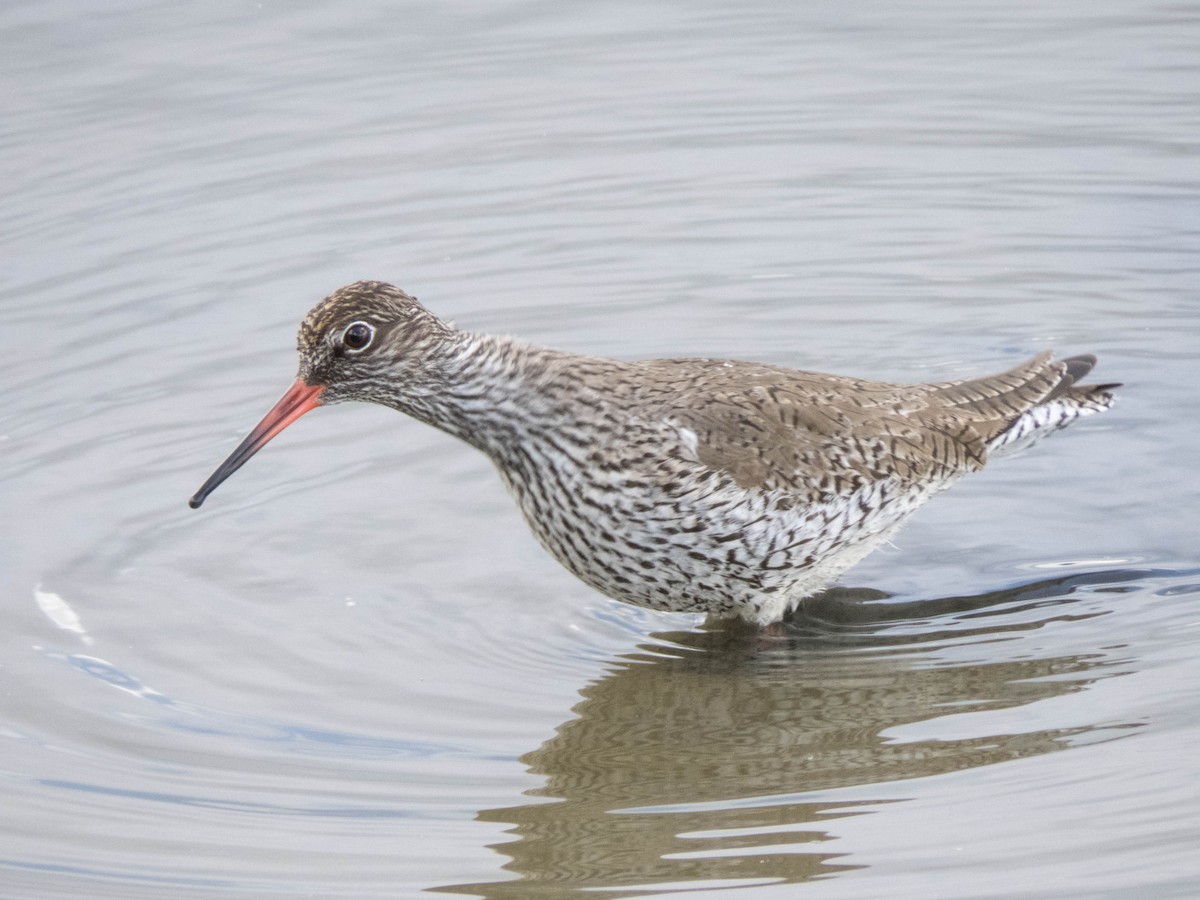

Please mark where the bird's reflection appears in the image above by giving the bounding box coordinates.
[435,570,1144,898]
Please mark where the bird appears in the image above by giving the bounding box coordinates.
[189,281,1118,626]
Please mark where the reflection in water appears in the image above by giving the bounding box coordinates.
[437,571,1144,897]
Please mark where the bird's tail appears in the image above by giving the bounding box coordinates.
[984,354,1119,459]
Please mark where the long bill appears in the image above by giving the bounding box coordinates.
[188,379,325,509]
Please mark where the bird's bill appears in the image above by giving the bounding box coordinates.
[188,379,325,509]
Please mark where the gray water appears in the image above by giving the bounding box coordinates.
[3,2,1198,897]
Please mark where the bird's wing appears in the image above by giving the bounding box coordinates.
[644,354,1070,500]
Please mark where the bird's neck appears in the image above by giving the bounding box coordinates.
[388,330,611,457]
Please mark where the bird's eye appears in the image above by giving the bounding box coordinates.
[341,321,374,352]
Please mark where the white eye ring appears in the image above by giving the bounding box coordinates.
[341,321,375,353]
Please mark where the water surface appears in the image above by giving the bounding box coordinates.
[2,1,1198,897]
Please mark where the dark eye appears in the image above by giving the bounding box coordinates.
[341,321,374,352]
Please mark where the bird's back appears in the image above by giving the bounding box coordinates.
[628,350,1115,504]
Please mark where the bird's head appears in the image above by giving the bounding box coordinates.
[189,281,451,509]
[295,281,452,406]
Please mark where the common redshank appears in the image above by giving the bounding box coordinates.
[190,282,1117,625]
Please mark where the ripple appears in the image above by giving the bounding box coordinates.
[3,0,1199,896]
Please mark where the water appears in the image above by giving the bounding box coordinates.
[2,1,1198,897]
